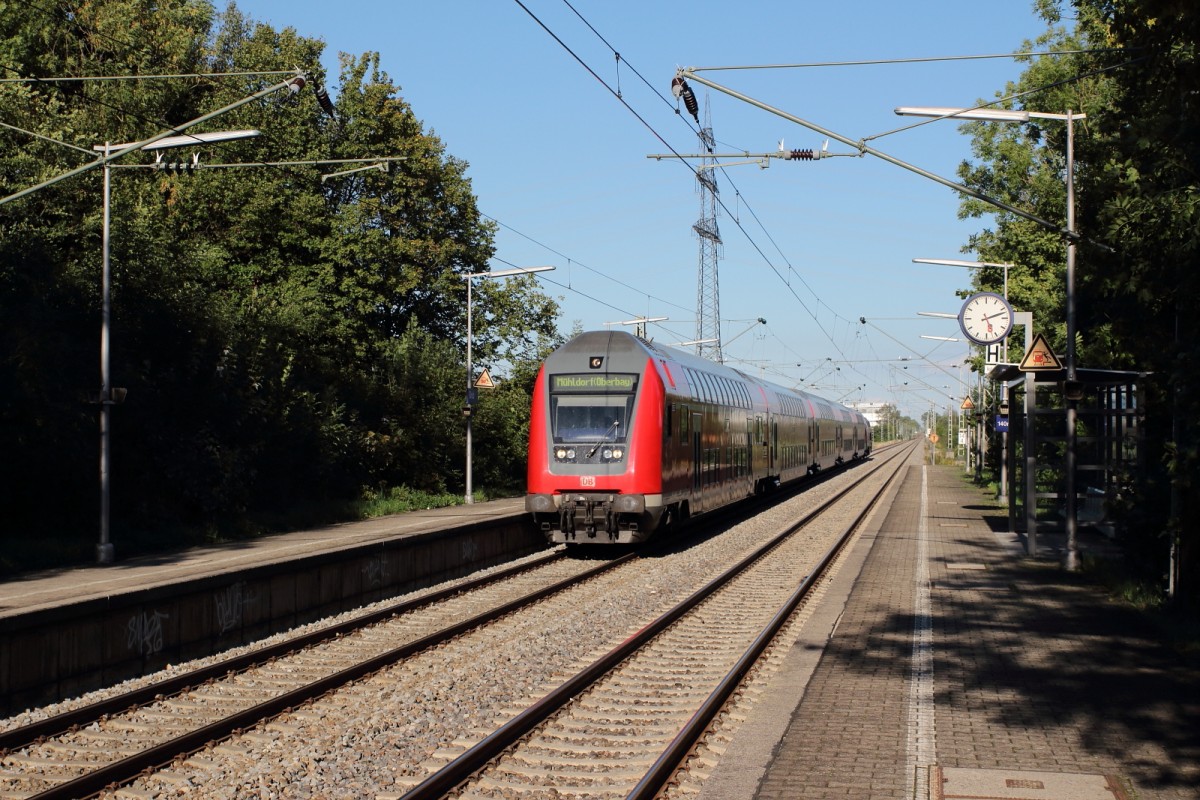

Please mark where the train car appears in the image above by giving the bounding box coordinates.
[525,330,871,544]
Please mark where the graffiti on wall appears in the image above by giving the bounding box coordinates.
[126,609,169,656]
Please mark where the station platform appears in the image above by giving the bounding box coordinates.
[0,497,537,712]
[0,497,527,621]
[702,450,1200,800]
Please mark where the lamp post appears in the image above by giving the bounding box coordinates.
[92,129,261,564]
[912,257,1013,301]
[897,105,1085,570]
[462,265,554,505]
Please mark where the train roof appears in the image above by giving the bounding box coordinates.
[550,331,866,424]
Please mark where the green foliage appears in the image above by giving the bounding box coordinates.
[353,485,465,518]
[955,0,1199,602]
[0,1,559,569]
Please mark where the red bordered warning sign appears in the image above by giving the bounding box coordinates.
[1019,333,1063,372]
[474,369,496,388]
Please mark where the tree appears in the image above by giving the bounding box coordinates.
[955,0,1199,603]
[0,1,560,569]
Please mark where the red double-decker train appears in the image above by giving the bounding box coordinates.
[526,330,871,544]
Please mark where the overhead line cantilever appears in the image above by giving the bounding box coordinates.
[675,68,1070,240]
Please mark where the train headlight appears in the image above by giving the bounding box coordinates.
[602,448,613,460]
[612,447,624,460]
[555,447,577,461]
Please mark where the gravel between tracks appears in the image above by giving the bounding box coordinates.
[3,467,877,800]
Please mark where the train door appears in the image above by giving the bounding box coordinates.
[771,420,779,472]
[753,415,765,472]
[809,420,818,469]
[691,411,703,513]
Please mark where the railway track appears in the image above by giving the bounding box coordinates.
[0,442,912,799]
[398,441,914,799]
[0,552,622,799]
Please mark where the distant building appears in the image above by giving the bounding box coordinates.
[851,401,887,428]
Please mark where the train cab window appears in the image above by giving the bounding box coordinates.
[548,372,639,444]
[550,397,632,443]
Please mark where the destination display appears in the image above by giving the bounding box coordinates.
[550,373,639,393]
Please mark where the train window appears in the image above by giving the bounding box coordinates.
[681,406,689,438]
[665,403,673,440]
[550,396,632,444]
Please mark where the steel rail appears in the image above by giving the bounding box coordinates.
[628,439,916,799]
[399,442,915,800]
[9,445,898,799]
[20,550,637,800]
[0,549,566,752]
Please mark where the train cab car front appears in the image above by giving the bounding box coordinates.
[526,332,666,544]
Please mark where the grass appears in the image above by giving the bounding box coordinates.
[1082,554,1200,666]
[351,485,473,518]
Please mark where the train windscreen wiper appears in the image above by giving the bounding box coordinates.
[586,420,621,458]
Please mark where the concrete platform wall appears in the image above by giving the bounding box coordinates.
[1,517,544,714]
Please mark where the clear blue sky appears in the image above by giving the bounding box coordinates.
[232,0,1056,420]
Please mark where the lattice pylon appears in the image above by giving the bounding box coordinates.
[693,97,722,362]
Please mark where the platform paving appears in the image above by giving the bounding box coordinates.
[706,451,1199,800]
[0,497,526,620]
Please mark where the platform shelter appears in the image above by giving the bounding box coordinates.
[988,364,1147,553]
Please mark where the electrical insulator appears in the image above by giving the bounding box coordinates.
[154,152,200,174]
[670,76,700,124]
[314,85,336,118]
[788,149,817,160]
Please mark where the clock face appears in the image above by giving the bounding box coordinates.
[958,292,1013,345]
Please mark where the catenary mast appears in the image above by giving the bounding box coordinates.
[693,97,722,362]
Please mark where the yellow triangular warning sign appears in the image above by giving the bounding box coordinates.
[474,369,495,388]
[961,396,975,411]
[1019,333,1063,372]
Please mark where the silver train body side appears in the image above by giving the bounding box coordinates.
[526,331,871,543]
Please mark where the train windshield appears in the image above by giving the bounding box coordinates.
[550,396,633,443]
[548,372,638,443]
